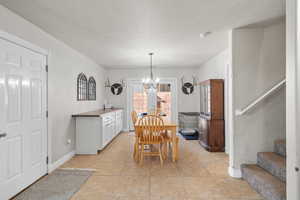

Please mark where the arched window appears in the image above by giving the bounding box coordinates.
[77,73,87,101]
[88,77,96,100]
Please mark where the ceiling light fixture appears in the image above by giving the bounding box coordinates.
[142,53,159,92]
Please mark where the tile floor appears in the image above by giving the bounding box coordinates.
[60,132,263,200]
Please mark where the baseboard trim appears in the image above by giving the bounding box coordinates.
[48,151,75,173]
[228,166,242,178]
[122,128,129,132]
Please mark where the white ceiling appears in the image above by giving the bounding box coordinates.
[0,0,285,68]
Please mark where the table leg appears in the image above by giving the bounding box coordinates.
[134,137,140,162]
[170,127,177,162]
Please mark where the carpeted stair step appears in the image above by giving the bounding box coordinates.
[241,164,286,200]
[257,152,286,182]
[274,139,286,157]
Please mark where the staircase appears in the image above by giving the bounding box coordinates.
[241,139,286,200]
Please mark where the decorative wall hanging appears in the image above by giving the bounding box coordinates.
[181,76,197,95]
[88,77,96,100]
[105,78,125,95]
[77,73,97,101]
[77,73,88,100]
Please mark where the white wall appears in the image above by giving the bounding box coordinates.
[197,50,228,82]
[229,20,286,175]
[197,50,229,153]
[105,67,199,129]
[0,5,106,163]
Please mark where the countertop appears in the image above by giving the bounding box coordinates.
[72,108,123,117]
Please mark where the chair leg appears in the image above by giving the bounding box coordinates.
[133,141,137,160]
[175,137,179,161]
[140,144,144,166]
[166,142,170,156]
[162,143,165,160]
[134,141,140,162]
[159,144,163,166]
[163,142,167,160]
[136,144,141,162]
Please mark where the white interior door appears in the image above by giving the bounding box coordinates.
[0,37,47,200]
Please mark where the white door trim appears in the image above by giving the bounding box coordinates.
[286,1,300,199]
[227,30,238,178]
[0,30,50,174]
[126,78,142,131]
[0,30,48,56]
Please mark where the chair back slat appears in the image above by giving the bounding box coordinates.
[137,115,164,143]
[148,109,161,116]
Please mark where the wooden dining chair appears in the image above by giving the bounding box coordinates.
[136,115,165,166]
[148,109,163,116]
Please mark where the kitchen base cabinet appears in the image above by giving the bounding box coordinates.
[75,117,101,154]
[72,109,123,155]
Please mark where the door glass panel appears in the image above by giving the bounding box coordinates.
[133,92,148,114]
[157,84,171,122]
[147,88,157,112]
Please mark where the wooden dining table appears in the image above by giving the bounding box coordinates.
[134,121,178,162]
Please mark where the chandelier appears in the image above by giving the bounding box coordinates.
[142,53,159,92]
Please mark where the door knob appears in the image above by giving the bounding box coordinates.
[295,167,299,172]
[0,132,7,138]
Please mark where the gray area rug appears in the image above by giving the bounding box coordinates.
[14,169,93,200]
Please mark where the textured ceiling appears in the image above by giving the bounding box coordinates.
[0,0,285,68]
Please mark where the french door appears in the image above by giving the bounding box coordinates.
[127,78,177,130]
[0,36,47,200]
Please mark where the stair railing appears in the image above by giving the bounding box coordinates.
[235,79,286,116]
